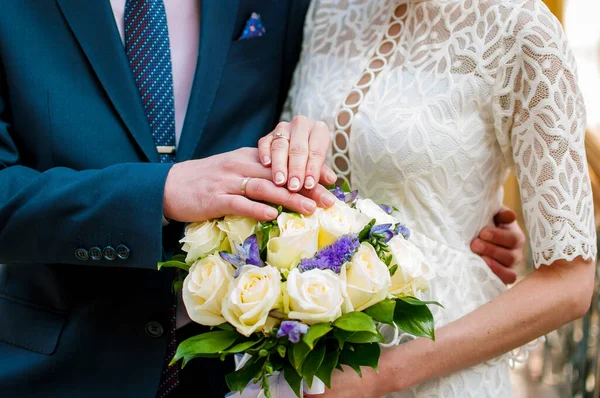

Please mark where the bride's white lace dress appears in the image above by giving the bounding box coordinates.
[282,0,597,396]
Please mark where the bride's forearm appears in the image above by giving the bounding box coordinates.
[380,257,595,393]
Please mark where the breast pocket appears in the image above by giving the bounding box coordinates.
[226,33,282,65]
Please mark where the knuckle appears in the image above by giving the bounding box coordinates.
[252,179,267,195]
[275,121,289,131]
[271,138,289,151]
[220,159,239,172]
[289,144,308,156]
[309,147,326,160]
[292,115,308,126]
[314,120,329,131]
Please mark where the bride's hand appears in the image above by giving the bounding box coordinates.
[258,115,337,193]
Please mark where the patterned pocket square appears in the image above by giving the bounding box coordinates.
[238,12,266,40]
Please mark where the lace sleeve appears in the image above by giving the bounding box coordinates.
[493,0,596,268]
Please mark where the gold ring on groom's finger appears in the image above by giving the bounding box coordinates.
[241,177,251,196]
[271,131,290,143]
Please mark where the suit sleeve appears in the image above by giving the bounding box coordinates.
[0,59,173,269]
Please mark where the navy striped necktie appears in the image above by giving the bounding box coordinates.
[125,0,176,164]
[125,1,179,396]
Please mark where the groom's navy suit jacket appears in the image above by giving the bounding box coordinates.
[0,1,309,397]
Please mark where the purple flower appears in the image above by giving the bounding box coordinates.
[277,321,309,343]
[370,224,395,243]
[329,187,358,205]
[219,235,263,277]
[395,224,411,239]
[298,234,360,274]
[380,204,394,215]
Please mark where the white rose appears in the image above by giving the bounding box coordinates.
[221,265,282,336]
[346,243,391,311]
[316,200,370,248]
[355,199,399,226]
[266,213,319,270]
[388,236,434,298]
[180,221,229,263]
[218,215,258,251]
[286,268,346,325]
[182,253,235,326]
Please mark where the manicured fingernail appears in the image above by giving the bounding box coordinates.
[266,207,279,219]
[472,241,484,253]
[326,169,337,182]
[305,176,316,189]
[302,198,316,213]
[275,172,285,185]
[289,177,301,191]
[322,192,336,207]
[481,231,493,241]
[263,156,271,165]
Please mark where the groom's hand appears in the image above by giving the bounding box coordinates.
[163,147,336,222]
[470,207,526,284]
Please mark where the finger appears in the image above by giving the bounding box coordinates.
[319,164,337,185]
[494,208,517,225]
[257,134,273,166]
[300,185,337,208]
[270,122,291,186]
[304,121,331,189]
[471,238,518,268]
[220,195,279,221]
[482,256,517,285]
[245,178,317,215]
[287,115,312,192]
[479,227,521,250]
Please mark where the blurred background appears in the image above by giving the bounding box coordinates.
[507,1,600,396]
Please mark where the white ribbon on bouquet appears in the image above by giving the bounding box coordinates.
[226,354,325,398]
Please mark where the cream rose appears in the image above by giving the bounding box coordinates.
[180,220,229,263]
[346,243,391,311]
[266,213,319,270]
[182,253,235,326]
[221,265,282,336]
[316,200,370,248]
[388,236,434,298]
[355,199,399,226]
[218,215,258,251]
[286,268,346,324]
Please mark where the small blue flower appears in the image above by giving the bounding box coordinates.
[299,234,360,274]
[277,321,309,343]
[329,187,358,205]
[370,224,395,243]
[219,235,263,277]
[395,224,411,239]
[379,204,394,215]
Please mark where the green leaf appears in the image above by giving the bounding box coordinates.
[172,279,183,294]
[171,253,187,263]
[333,329,383,347]
[157,260,190,272]
[301,344,326,388]
[340,180,352,193]
[223,339,263,354]
[315,351,339,389]
[394,299,436,340]
[277,345,287,358]
[171,331,238,366]
[283,364,303,398]
[333,311,378,334]
[217,323,236,331]
[226,358,264,393]
[357,219,376,241]
[400,296,444,308]
[364,299,396,325]
[288,341,311,371]
[388,264,398,276]
[302,323,332,349]
[339,343,381,375]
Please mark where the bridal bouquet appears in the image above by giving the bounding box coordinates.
[159,184,440,398]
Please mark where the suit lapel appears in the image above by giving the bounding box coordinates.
[56,0,159,163]
[176,0,239,162]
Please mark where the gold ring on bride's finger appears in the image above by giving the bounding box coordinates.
[272,131,290,143]
[240,177,251,196]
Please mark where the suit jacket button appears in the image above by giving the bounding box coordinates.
[75,248,89,261]
[89,247,103,260]
[103,246,117,261]
[145,321,164,338]
[117,244,130,260]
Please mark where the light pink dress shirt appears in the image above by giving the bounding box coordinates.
[110,0,200,145]
[110,0,200,328]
